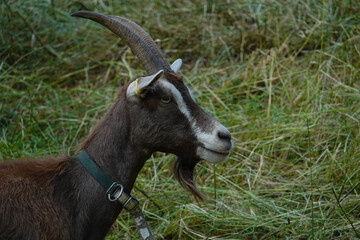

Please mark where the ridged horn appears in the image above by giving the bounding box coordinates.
[71,11,171,74]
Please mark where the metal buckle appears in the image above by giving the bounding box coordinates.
[107,183,123,202]
[123,195,139,211]
[124,195,138,206]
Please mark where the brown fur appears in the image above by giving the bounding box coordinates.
[164,71,183,82]
[0,157,71,240]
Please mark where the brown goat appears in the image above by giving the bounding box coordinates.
[0,11,232,240]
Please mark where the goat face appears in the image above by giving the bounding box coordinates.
[71,11,232,198]
[126,62,232,164]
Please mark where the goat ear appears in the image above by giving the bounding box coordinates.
[126,70,164,102]
[170,59,182,73]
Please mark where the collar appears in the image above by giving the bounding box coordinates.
[77,150,153,239]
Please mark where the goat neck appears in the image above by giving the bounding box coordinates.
[59,91,149,239]
[80,91,148,195]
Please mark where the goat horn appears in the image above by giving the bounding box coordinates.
[71,11,171,74]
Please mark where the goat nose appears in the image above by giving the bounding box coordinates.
[217,130,231,142]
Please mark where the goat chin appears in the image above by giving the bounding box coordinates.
[172,157,203,201]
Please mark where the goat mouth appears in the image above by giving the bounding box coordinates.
[204,147,230,156]
[197,146,231,163]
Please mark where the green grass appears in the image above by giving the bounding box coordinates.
[1,0,360,239]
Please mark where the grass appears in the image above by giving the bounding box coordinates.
[1,0,360,239]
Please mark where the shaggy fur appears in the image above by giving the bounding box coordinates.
[172,157,203,201]
[0,157,72,239]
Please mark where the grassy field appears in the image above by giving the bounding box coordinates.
[1,0,360,239]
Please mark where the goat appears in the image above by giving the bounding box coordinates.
[0,11,232,240]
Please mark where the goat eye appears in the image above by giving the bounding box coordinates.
[160,96,172,103]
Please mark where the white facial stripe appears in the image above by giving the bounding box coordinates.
[159,81,208,143]
[159,80,192,120]
[158,80,232,163]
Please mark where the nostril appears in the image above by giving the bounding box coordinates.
[218,131,231,141]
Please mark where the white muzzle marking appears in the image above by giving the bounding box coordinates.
[159,80,232,163]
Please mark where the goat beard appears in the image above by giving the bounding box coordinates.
[172,156,203,201]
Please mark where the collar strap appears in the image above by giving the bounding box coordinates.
[77,150,153,239]
[77,150,120,198]
[77,150,138,209]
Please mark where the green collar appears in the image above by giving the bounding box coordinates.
[77,150,121,200]
[77,150,153,240]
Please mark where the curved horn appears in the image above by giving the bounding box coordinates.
[71,11,171,74]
